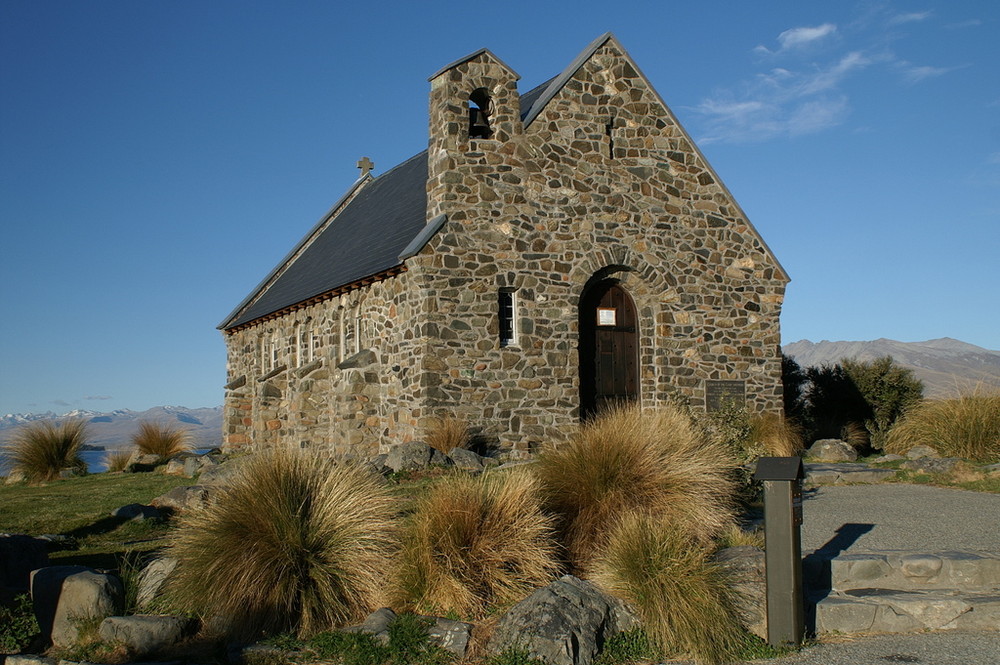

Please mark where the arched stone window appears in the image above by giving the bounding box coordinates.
[468,88,493,139]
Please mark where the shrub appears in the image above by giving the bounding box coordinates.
[2,419,88,483]
[534,404,736,571]
[885,392,1000,463]
[804,357,923,451]
[394,470,559,618]
[0,593,40,653]
[164,447,397,638]
[131,421,192,458]
[424,415,471,455]
[590,513,745,665]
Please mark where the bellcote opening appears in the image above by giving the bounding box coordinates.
[468,88,493,139]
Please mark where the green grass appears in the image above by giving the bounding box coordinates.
[0,471,196,567]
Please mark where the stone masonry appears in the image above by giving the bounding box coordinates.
[220,35,788,456]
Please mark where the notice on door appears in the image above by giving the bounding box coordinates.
[597,308,617,326]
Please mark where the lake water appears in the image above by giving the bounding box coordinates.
[81,449,213,473]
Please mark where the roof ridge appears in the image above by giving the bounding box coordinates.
[521,31,614,128]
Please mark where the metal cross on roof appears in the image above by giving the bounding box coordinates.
[356,156,374,177]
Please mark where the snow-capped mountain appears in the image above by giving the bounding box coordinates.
[0,405,223,449]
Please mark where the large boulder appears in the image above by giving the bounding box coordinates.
[98,614,195,658]
[385,442,450,473]
[136,557,178,611]
[0,534,50,596]
[447,447,485,472]
[151,485,213,513]
[713,546,767,639]
[487,575,639,665]
[807,439,858,462]
[30,566,125,648]
[110,504,163,522]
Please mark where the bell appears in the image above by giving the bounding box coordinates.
[469,108,491,138]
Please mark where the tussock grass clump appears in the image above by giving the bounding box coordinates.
[394,470,559,619]
[535,404,736,569]
[590,514,746,665]
[2,419,88,483]
[131,421,191,458]
[425,415,471,454]
[885,393,1000,463]
[165,447,397,639]
[747,412,803,458]
[104,448,132,473]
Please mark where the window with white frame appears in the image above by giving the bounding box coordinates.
[499,289,517,347]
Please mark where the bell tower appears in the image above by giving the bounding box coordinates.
[426,48,523,220]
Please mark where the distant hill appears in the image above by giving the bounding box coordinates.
[782,338,1000,398]
[0,405,223,449]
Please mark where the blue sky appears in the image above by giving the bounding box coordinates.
[1,1,997,416]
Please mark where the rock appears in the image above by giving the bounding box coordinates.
[906,445,941,459]
[385,442,451,473]
[900,458,961,475]
[342,607,397,644]
[713,546,766,639]
[110,504,163,522]
[185,455,217,478]
[150,486,212,513]
[870,454,905,464]
[487,575,639,665]
[136,557,178,611]
[162,458,188,476]
[98,615,195,658]
[198,459,242,486]
[906,445,940,460]
[126,453,163,473]
[2,656,55,665]
[0,534,50,594]
[30,566,125,648]
[807,439,858,462]
[447,447,485,471]
[426,616,473,658]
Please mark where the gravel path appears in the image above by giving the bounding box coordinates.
[737,631,1000,665]
[800,483,1000,553]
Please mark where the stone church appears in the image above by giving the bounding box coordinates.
[218,33,789,455]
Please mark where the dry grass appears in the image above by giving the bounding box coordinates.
[747,412,803,457]
[424,415,471,454]
[131,421,192,458]
[534,404,737,571]
[590,513,746,665]
[103,449,132,473]
[393,469,559,619]
[164,447,397,638]
[884,392,1000,463]
[2,419,88,483]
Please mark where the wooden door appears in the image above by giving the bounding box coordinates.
[579,280,639,420]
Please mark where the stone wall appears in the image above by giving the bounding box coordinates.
[414,41,786,451]
[222,38,787,455]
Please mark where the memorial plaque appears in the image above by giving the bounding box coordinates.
[705,380,746,412]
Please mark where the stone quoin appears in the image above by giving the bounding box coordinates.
[218,33,789,455]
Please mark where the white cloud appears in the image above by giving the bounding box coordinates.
[894,61,968,84]
[85,395,113,401]
[777,24,838,50]
[946,19,982,29]
[888,11,932,25]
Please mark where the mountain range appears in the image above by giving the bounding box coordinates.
[782,337,1000,398]
[0,405,223,450]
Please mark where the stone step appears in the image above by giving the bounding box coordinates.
[804,550,1000,593]
[813,588,1000,634]
[803,462,896,485]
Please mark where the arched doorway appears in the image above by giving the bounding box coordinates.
[579,279,639,420]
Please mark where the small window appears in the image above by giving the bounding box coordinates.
[499,290,517,347]
[469,88,493,139]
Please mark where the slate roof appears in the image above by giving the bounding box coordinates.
[219,60,574,331]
